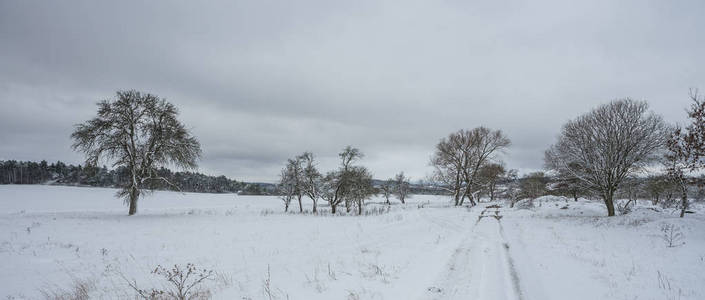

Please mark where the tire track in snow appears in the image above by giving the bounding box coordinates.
[498,221,524,300]
[423,205,524,300]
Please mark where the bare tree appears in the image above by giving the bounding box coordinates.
[519,172,548,206]
[279,153,307,212]
[321,146,371,214]
[71,90,201,215]
[379,179,395,205]
[430,131,468,206]
[503,169,521,208]
[278,166,295,212]
[393,172,410,204]
[665,141,692,217]
[545,99,669,216]
[551,162,589,202]
[347,166,375,215]
[279,156,305,212]
[615,176,642,214]
[430,127,510,207]
[644,175,672,206]
[299,152,322,213]
[320,171,343,214]
[477,163,506,201]
[340,146,364,213]
[666,90,705,217]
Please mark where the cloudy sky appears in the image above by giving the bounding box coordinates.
[1,0,703,182]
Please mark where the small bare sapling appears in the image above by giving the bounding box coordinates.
[660,223,685,248]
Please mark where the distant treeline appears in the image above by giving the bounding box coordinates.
[0,160,274,195]
[370,179,447,195]
[0,160,449,196]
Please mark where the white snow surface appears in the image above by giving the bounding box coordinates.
[1,185,704,299]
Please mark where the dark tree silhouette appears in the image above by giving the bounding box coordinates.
[71,90,201,215]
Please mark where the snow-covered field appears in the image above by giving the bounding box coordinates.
[1,185,704,299]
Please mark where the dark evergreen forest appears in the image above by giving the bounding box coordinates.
[0,160,274,195]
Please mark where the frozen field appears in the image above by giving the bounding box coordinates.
[1,185,704,299]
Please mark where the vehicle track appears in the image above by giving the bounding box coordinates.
[424,204,524,300]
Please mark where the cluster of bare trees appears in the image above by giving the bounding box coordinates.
[279,146,378,215]
[68,90,705,218]
[543,94,705,217]
[476,163,508,201]
[430,94,704,218]
[379,172,411,205]
[516,172,549,207]
[429,127,511,207]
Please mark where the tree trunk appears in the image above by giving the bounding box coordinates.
[459,184,469,206]
[453,175,461,206]
[312,198,317,213]
[680,183,688,218]
[604,190,615,217]
[357,200,362,215]
[128,187,139,215]
[297,195,303,213]
[331,203,337,214]
[462,188,475,206]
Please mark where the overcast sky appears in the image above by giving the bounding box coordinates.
[1,0,704,182]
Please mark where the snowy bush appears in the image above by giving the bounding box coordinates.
[261,265,288,300]
[360,263,391,283]
[126,263,214,300]
[515,198,534,209]
[260,209,276,216]
[363,206,390,216]
[660,223,685,248]
[39,277,95,300]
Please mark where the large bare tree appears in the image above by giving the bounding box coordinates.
[430,127,510,206]
[545,99,669,216]
[72,90,201,215]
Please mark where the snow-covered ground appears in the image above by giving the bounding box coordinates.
[1,185,704,299]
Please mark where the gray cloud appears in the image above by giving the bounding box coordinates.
[1,0,704,182]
